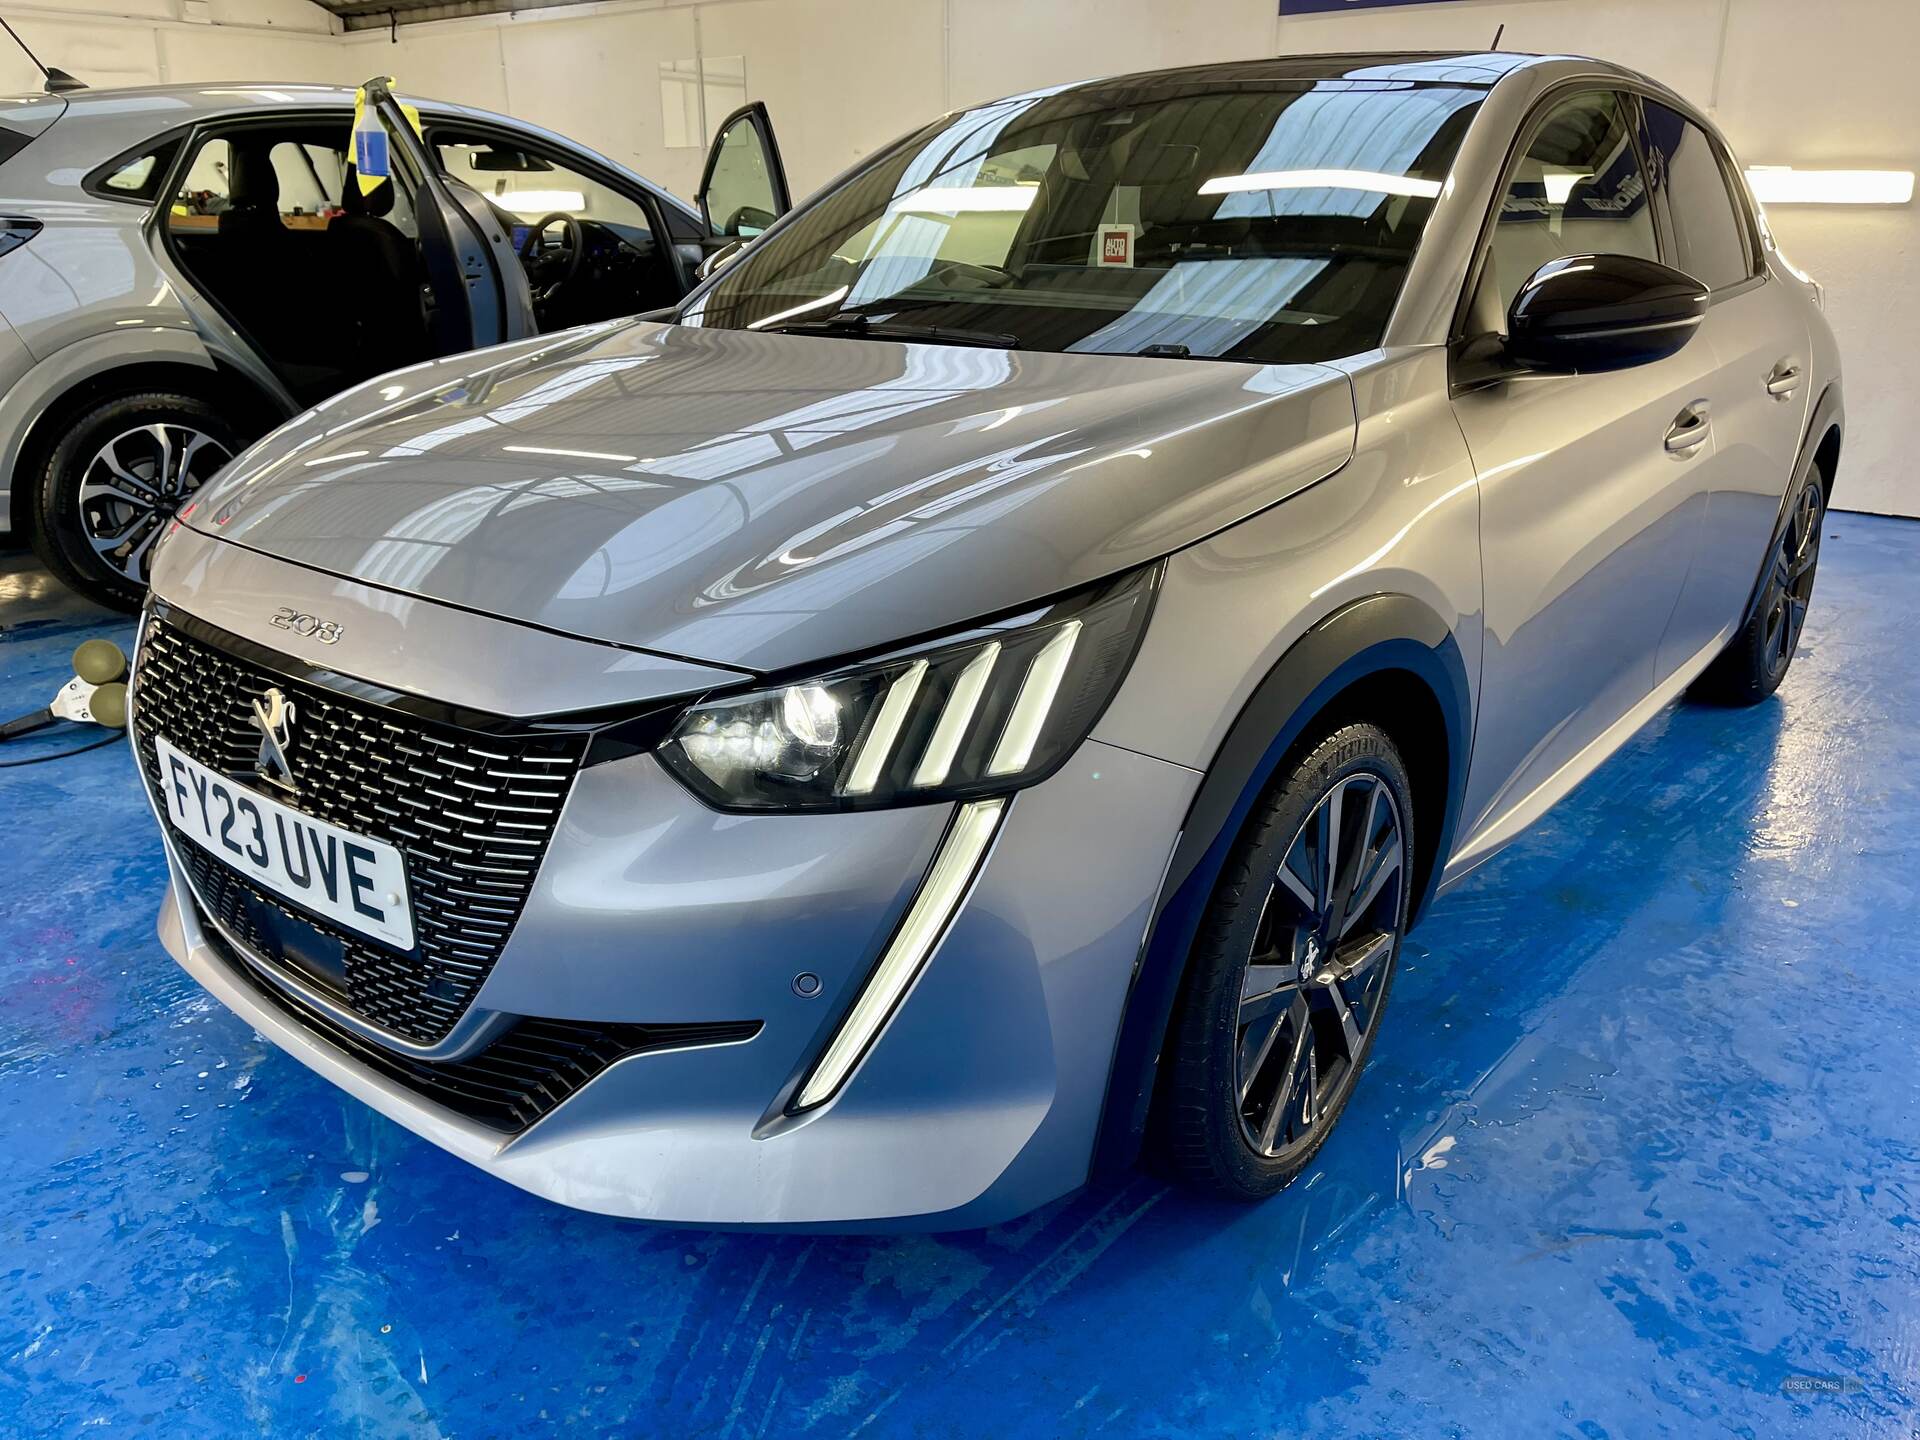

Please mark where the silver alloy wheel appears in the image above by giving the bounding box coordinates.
[77,424,231,583]
[1235,771,1404,1161]
[1762,480,1823,674]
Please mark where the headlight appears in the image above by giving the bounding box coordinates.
[659,565,1161,811]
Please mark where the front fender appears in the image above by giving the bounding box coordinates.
[1089,593,1471,1178]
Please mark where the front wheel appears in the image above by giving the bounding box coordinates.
[29,390,241,611]
[1690,470,1825,706]
[1157,723,1413,1199]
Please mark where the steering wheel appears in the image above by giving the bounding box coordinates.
[519,212,584,300]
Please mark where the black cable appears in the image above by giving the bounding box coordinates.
[0,732,124,768]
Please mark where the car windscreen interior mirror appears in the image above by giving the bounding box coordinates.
[1505,253,1710,373]
[465,146,553,174]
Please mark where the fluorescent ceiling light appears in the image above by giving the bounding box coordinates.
[746,284,849,331]
[1199,168,1442,199]
[502,190,586,216]
[502,445,637,464]
[1745,167,1914,205]
[888,185,1037,214]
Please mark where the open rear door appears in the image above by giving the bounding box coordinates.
[697,101,791,242]
[357,76,537,353]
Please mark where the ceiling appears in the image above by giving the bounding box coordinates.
[309,0,607,31]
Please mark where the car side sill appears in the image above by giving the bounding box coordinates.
[1437,623,1737,893]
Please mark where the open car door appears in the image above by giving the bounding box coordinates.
[697,101,791,248]
[358,76,537,352]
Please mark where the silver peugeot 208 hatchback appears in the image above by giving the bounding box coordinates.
[130,50,1840,1228]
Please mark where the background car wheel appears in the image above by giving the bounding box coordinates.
[29,390,240,612]
[1157,722,1413,1200]
[1689,468,1826,707]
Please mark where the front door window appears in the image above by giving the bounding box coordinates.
[1487,90,1659,320]
[434,134,678,326]
[702,109,782,238]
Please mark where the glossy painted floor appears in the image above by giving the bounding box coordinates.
[2,513,1916,1438]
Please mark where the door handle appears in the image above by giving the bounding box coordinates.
[1665,401,1712,454]
[1766,361,1804,399]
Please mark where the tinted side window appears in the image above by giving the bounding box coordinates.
[92,138,181,203]
[1488,91,1658,318]
[1642,102,1751,290]
[268,141,346,221]
[702,111,779,238]
[434,135,654,236]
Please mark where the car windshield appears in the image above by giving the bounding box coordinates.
[681,77,1484,364]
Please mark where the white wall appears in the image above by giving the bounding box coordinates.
[12,0,1916,513]
[0,0,348,93]
[1272,0,1920,517]
[331,0,1920,517]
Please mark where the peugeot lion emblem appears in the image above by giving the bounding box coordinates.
[250,688,298,794]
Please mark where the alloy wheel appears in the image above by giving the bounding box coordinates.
[77,424,231,584]
[1235,771,1404,1161]
[1761,481,1823,675]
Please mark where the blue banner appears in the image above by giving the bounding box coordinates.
[1280,0,1477,13]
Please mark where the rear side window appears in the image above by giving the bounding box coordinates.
[167,132,363,236]
[87,137,181,203]
[1486,90,1658,318]
[1641,101,1752,290]
[269,141,347,221]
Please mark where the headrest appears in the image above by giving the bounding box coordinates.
[340,165,395,219]
[227,142,280,208]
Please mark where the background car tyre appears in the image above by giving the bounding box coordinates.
[29,390,240,612]
[1689,467,1826,707]
[1158,722,1414,1200]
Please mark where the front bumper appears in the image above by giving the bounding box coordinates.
[154,729,1197,1230]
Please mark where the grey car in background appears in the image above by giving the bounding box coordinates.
[0,76,787,608]
[129,51,1840,1228]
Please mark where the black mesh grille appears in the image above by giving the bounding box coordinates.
[131,615,585,1044]
[207,926,759,1134]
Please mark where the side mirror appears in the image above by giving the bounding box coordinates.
[1506,253,1709,373]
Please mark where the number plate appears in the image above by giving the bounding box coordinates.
[154,736,414,951]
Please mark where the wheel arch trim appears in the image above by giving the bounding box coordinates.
[1089,592,1472,1179]
[1737,379,1843,634]
[2,334,289,534]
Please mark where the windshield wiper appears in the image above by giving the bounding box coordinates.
[761,312,1019,349]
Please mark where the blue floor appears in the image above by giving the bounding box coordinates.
[2,513,1916,1438]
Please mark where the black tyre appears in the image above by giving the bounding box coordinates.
[1158,723,1413,1199]
[1689,466,1825,707]
[28,390,241,611]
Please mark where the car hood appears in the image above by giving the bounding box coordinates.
[191,319,1355,674]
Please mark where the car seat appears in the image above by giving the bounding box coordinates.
[329,167,432,376]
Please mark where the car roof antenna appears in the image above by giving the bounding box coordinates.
[0,14,86,94]
[1489,24,1506,51]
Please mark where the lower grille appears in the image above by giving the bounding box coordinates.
[131,613,585,1044]
[207,924,760,1135]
